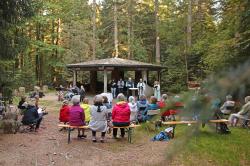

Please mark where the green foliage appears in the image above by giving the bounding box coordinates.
[1,0,249,94]
[171,127,250,166]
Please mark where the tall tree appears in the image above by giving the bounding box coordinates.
[127,0,132,59]
[92,0,96,60]
[185,0,192,84]
[155,0,160,64]
[114,0,119,57]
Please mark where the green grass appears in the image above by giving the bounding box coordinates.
[167,125,250,166]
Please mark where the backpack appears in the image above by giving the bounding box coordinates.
[137,106,146,122]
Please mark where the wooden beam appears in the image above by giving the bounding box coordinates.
[73,70,76,86]
[104,69,108,93]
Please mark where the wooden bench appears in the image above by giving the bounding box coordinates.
[162,119,229,137]
[58,124,140,144]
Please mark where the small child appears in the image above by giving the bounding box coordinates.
[128,96,137,124]
[80,98,91,124]
[59,100,70,123]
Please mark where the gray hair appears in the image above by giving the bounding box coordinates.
[245,96,250,103]
[128,96,135,103]
[226,95,232,101]
[117,93,126,101]
[93,95,103,104]
[161,94,168,101]
[71,95,80,105]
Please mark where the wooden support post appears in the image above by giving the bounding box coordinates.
[90,71,97,93]
[111,69,119,81]
[104,69,107,93]
[157,71,161,83]
[142,70,147,84]
[68,128,71,144]
[135,71,142,83]
[73,70,76,87]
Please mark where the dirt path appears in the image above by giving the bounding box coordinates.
[0,93,169,166]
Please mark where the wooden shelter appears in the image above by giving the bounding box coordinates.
[66,57,165,93]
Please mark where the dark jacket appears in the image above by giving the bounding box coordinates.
[22,105,39,124]
[18,100,26,110]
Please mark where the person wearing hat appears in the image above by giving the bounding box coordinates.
[21,98,43,131]
[69,95,86,138]
[59,100,70,124]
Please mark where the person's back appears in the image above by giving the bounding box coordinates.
[22,105,38,124]
[143,96,159,121]
[112,102,130,123]
[137,98,148,122]
[128,96,137,122]
[69,104,85,126]
[59,101,70,123]
[90,105,108,122]
[80,103,91,123]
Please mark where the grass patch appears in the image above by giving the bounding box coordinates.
[168,125,250,166]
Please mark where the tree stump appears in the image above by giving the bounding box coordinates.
[19,87,25,96]
[0,105,20,134]
[42,85,48,93]
[34,86,41,92]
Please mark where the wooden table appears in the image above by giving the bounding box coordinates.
[129,88,138,97]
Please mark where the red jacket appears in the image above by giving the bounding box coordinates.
[59,105,70,123]
[112,102,131,123]
[158,101,182,117]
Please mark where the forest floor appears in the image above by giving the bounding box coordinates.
[0,93,170,166]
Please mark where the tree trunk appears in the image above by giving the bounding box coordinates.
[114,0,119,58]
[92,0,96,60]
[155,0,160,64]
[185,0,192,84]
[35,22,41,85]
[127,0,132,59]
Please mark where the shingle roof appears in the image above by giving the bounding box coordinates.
[67,57,164,70]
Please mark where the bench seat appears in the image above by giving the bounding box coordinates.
[58,123,140,144]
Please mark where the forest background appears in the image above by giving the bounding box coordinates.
[0,0,250,96]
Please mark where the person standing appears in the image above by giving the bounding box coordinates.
[153,81,161,101]
[137,78,146,96]
[111,79,117,98]
[126,77,134,98]
[79,85,85,102]
[117,78,124,94]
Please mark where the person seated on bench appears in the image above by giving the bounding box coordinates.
[21,98,43,131]
[69,95,86,138]
[18,96,27,114]
[59,100,70,124]
[80,98,91,124]
[102,96,112,110]
[112,93,131,138]
[219,95,235,117]
[89,95,109,143]
[158,94,169,121]
[137,95,148,122]
[143,96,159,121]
[128,96,137,124]
[229,96,250,127]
